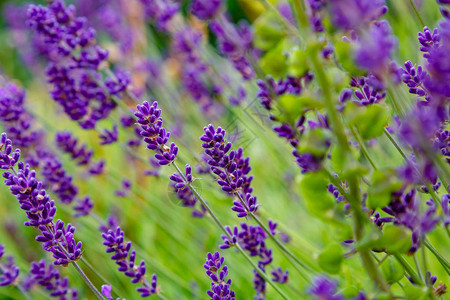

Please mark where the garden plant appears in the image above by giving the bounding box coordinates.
[0,0,449,299]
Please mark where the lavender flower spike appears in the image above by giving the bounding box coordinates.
[1,132,83,266]
[102,226,158,297]
[135,101,178,165]
[203,252,236,300]
[24,259,78,299]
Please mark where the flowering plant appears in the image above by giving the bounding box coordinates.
[0,0,448,299]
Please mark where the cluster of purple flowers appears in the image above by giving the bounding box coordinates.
[139,0,179,31]
[135,101,178,165]
[24,259,78,299]
[0,80,91,216]
[220,222,286,299]
[203,252,235,300]
[200,124,258,217]
[169,164,206,217]
[377,189,440,253]
[101,226,158,297]
[1,133,83,266]
[27,0,130,129]
[55,131,105,175]
[256,74,329,173]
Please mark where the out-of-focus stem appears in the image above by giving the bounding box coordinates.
[350,126,378,170]
[172,162,291,300]
[310,46,390,292]
[393,253,423,285]
[424,240,450,275]
[408,0,426,28]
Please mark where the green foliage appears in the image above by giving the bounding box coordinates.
[381,256,404,283]
[317,243,343,274]
[299,171,335,218]
[253,11,286,51]
[346,103,391,140]
[367,169,403,209]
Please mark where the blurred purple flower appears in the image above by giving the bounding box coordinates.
[191,0,222,20]
[308,277,343,300]
[0,245,20,287]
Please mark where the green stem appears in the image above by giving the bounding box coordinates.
[408,0,426,28]
[310,53,350,153]
[71,260,105,300]
[350,126,378,170]
[393,253,423,285]
[235,193,314,281]
[424,240,450,275]
[384,129,408,160]
[172,162,291,300]
[311,48,390,292]
[413,254,424,282]
[348,178,391,293]
[50,232,104,299]
[80,257,123,299]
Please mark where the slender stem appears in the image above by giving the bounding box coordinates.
[235,244,291,300]
[413,254,424,282]
[80,257,123,299]
[71,260,105,300]
[408,0,426,28]
[310,53,350,153]
[235,193,314,281]
[16,283,32,300]
[384,129,408,160]
[424,240,450,275]
[311,48,390,292]
[54,239,104,300]
[393,253,423,285]
[348,177,391,293]
[384,129,450,193]
[157,294,169,300]
[350,126,378,170]
[172,162,291,300]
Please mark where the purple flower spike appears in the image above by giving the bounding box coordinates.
[191,0,222,20]
[101,226,158,297]
[442,194,450,226]
[400,61,429,99]
[0,132,21,170]
[169,164,206,217]
[1,133,83,265]
[0,245,20,287]
[355,20,396,74]
[55,132,93,166]
[328,0,387,30]
[200,124,258,217]
[27,0,126,128]
[135,101,178,166]
[99,125,118,145]
[308,277,344,300]
[203,252,235,300]
[115,179,131,198]
[24,259,78,299]
[418,27,441,54]
[271,267,289,284]
[73,196,94,217]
